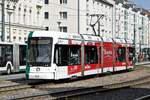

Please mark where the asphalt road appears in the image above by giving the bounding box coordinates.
[0,73,25,80]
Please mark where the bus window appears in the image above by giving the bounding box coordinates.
[19,45,26,66]
[5,45,13,62]
[85,46,98,64]
[54,45,81,66]
[116,47,126,62]
[0,45,13,67]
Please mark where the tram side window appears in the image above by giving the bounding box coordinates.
[54,45,69,66]
[116,47,126,62]
[69,46,81,65]
[54,45,81,66]
[129,47,134,61]
[85,46,98,64]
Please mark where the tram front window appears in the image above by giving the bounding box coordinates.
[28,37,53,66]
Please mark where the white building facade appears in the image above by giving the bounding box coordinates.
[115,3,149,53]
[0,0,44,43]
[43,0,115,38]
[43,0,86,34]
[86,0,115,38]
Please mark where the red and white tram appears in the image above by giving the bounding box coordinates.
[26,31,134,80]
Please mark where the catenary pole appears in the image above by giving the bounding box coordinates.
[1,0,5,41]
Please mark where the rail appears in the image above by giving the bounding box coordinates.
[13,75,150,99]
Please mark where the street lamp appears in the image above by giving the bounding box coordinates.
[139,27,142,53]
[7,8,14,42]
[133,14,136,64]
[1,0,19,42]
[1,0,5,41]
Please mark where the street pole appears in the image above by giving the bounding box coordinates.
[1,0,5,41]
[7,10,13,42]
[133,14,136,64]
[57,21,61,32]
[98,15,100,36]
[77,0,80,34]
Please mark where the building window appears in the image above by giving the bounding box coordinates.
[60,26,67,32]
[59,12,67,19]
[44,12,49,19]
[45,0,49,4]
[24,37,27,41]
[13,36,16,41]
[13,29,16,34]
[60,0,67,4]
[45,27,49,31]
[19,37,21,41]
[7,36,10,40]
[19,30,21,35]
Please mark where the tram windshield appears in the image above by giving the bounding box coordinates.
[28,37,53,66]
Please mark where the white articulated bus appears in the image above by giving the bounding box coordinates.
[0,42,26,74]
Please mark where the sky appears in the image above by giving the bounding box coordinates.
[130,0,150,10]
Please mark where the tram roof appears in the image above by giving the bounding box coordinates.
[114,38,126,43]
[81,34,102,42]
[126,39,133,44]
[32,31,83,40]
[102,37,113,42]
[32,31,103,42]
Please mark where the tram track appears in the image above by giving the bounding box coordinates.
[0,84,31,93]
[12,75,150,100]
[0,79,55,93]
[134,94,150,100]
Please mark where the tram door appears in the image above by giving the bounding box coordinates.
[127,47,134,68]
[103,42,113,73]
[115,46,126,70]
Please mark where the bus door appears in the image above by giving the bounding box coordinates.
[13,44,19,72]
[19,45,26,71]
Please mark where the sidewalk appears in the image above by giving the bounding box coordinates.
[135,61,150,66]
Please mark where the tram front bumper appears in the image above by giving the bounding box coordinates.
[29,72,55,79]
